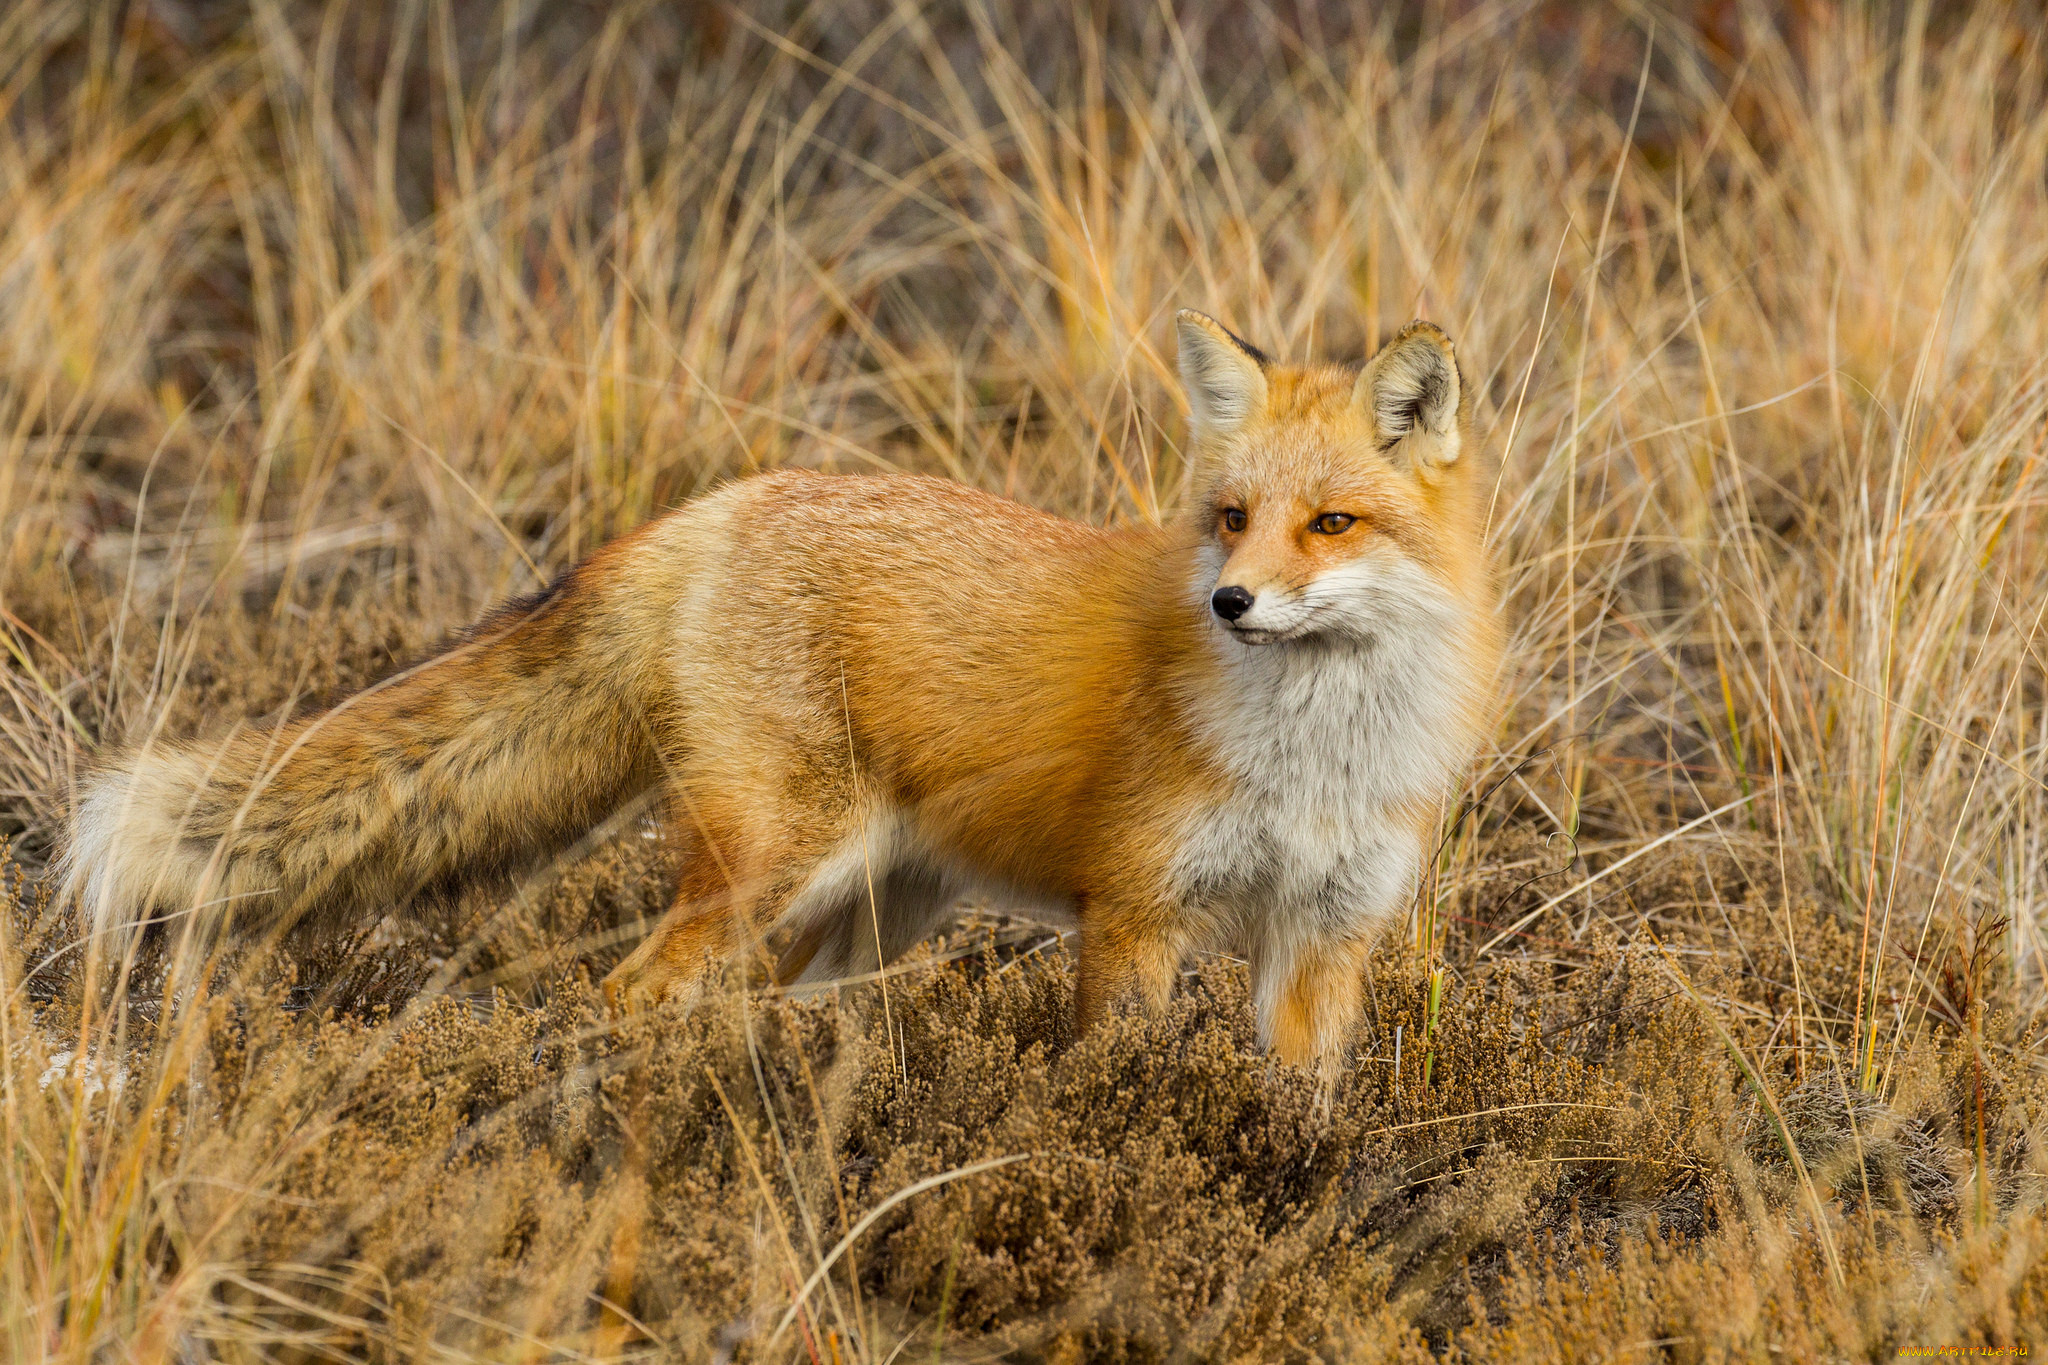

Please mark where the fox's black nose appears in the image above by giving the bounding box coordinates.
[1211,585,1255,622]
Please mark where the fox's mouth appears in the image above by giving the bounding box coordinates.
[1221,616,1312,646]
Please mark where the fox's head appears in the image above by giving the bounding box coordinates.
[1176,310,1482,646]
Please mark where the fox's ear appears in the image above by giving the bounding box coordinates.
[1356,320,1464,470]
[1176,310,1270,445]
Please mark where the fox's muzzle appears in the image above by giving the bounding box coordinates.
[1210,585,1255,622]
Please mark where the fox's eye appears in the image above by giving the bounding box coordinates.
[1221,508,1247,534]
[1311,512,1357,535]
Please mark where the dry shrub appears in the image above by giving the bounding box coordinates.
[10,837,2042,1361]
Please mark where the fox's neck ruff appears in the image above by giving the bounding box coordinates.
[1161,545,1485,941]
[1169,541,1483,810]
[1192,601,1479,811]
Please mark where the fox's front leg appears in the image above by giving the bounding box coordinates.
[1253,933,1373,1090]
[1073,900,1184,1037]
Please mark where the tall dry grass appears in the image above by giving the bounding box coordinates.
[1,0,2045,1359]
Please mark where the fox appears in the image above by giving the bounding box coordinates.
[60,312,1499,1074]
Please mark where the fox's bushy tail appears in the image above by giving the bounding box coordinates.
[60,558,666,960]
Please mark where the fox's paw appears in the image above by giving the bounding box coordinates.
[600,950,698,1018]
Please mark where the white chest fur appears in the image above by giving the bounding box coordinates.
[1169,565,1477,949]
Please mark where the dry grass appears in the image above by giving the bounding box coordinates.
[2,0,2046,1359]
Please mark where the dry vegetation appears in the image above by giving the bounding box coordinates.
[3,0,2046,1359]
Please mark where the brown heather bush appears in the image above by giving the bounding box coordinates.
[3,1,2047,1360]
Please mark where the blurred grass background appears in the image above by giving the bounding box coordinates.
[2,0,2046,1359]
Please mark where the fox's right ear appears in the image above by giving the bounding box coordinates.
[1176,310,1270,445]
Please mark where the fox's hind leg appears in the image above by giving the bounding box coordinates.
[600,841,748,1013]
[601,799,850,1013]
[774,859,957,988]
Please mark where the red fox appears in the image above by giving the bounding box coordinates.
[62,313,1498,1072]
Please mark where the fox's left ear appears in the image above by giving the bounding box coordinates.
[1356,320,1465,471]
